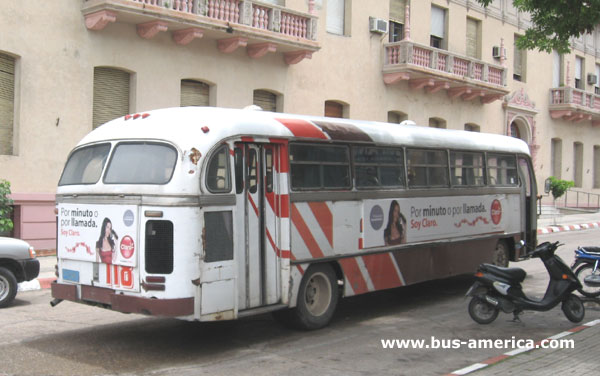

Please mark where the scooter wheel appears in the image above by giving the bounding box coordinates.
[574,264,600,298]
[561,294,585,323]
[468,297,499,325]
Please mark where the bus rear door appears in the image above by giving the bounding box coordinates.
[234,142,283,311]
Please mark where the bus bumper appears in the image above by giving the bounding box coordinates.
[51,282,194,317]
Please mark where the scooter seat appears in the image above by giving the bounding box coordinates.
[579,246,600,256]
[480,263,526,283]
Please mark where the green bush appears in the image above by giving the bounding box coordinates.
[0,179,14,233]
[548,176,574,200]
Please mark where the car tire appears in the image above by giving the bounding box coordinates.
[0,266,18,308]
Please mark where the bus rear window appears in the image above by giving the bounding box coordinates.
[59,143,111,185]
[104,142,177,184]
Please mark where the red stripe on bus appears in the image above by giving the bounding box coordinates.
[278,144,289,173]
[291,204,325,259]
[276,118,328,140]
[308,202,333,248]
[248,193,259,216]
[290,253,304,274]
[241,136,254,142]
[279,194,289,218]
[362,253,403,291]
[265,228,281,258]
[358,238,363,249]
[338,258,369,295]
[265,192,277,217]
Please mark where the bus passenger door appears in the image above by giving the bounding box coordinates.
[234,143,282,310]
[518,157,537,249]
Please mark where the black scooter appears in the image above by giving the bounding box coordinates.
[466,241,585,324]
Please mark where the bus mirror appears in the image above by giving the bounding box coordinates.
[544,178,551,194]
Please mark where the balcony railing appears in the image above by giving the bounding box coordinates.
[83,0,319,64]
[549,87,600,125]
[383,40,508,104]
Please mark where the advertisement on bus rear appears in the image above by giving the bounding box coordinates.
[58,203,138,266]
[363,195,517,248]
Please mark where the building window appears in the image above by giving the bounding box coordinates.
[552,51,563,88]
[429,117,446,129]
[464,123,480,132]
[181,79,210,107]
[551,138,562,179]
[253,89,278,112]
[513,35,526,82]
[324,100,345,118]
[93,67,130,129]
[430,6,446,49]
[0,53,15,155]
[574,142,583,188]
[389,0,406,42]
[388,111,408,123]
[594,146,600,189]
[595,64,600,95]
[575,56,584,90]
[326,0,346,35]
[466,17,481,59]
[510,122,521,140]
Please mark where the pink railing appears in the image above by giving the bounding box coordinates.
[281,12,308,38]
[454,57,469,77]
[473,63,483,81]
[252,4,270,29]
[207,0,240,23]
[437,53,447,71]
[387,45,400,65]
[488,67,503,85]
[551,89,565,104]
[412,46,430,68]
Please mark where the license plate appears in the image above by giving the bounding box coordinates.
[62,268,80,283]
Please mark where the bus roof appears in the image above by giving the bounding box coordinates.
[79,107,531,155]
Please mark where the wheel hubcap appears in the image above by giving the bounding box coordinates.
[0,276,8,301]
[304,272,332,316]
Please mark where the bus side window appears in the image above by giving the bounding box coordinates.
[406,149,449,188]
[235,148,244,194]
[265,149,273,193]
[206,145,231,193]
[248,149,258,194]
[487,154,518,186]
[204,211,233,262]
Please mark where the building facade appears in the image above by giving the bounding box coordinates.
[2,0,600,250]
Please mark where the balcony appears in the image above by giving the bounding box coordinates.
[383,40,509,104]
[549,87,600,126]
[82,0,319,64]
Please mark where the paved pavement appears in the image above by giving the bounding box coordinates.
[17,211,600,375]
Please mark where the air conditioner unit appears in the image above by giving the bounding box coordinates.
[492,46,505,59]
[587,73,597,85]
[369,17,388,34]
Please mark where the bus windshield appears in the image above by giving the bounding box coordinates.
[59,143,111,185]
[59,142,177,185]
[103,142,177,184]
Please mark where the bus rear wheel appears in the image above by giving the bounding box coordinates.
[285,264,339,330]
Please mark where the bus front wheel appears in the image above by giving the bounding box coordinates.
[283,264,339,330]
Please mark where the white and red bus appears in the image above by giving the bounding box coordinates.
[51,107,537,329]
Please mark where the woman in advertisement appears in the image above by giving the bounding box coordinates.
[96,217,119,264]
[384,200,407,245]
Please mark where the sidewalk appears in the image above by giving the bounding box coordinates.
[446,210,600,375]
[447,318,600,375]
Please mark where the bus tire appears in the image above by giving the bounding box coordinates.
[492,240,510,267]
[290,264,339,330]
[0,266,18,309]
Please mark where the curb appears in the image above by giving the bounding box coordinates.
[537,222,600,234]
[446,319,600,375]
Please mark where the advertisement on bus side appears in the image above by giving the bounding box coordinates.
[363,195,517,248]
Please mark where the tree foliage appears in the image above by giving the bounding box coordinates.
[476,0,600,53]
[0,179,14,233]
[547,176,574,201]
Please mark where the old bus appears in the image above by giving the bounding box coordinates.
[51,107,537,329]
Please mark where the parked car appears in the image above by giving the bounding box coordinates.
[0,237,40,308]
